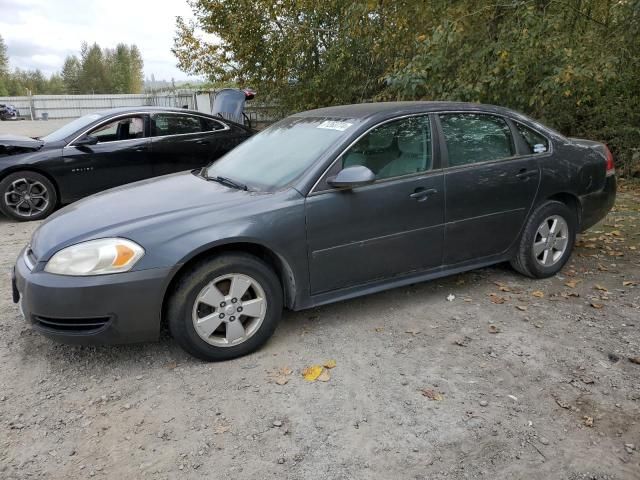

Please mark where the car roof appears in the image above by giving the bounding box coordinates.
[93,106,216,118]
[295,101,516,120]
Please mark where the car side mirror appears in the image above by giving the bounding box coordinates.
[327,165,375,189]
[74,135,98,147]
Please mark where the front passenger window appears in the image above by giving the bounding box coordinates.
[90,116,145,143]
[439,113,514,166]
[341,116,432,180]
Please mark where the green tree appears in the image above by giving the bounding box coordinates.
[0,34,9,96]
[79,42,108,93]
[61,55,82,94]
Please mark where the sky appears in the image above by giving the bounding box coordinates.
[0,0,200,81]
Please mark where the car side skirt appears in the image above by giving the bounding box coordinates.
[301,253,511,310]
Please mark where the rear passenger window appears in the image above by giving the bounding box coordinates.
[201,118,227,132]
[515,122,549,154]
[341,115,432,180]
[153,114,202,136]
[439,113,514,166]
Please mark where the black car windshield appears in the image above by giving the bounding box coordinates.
[205,116,355,191]
[41,113,102,142]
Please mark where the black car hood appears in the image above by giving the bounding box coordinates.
[31,171,269,260]
[0,134,44,151]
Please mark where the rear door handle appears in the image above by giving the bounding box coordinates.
[516,169,537,180]
[410,188,438,201]
[196,139,211,145]
[133,146,148,152]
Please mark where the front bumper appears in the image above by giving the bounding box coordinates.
[13,250,175,345]
[579,175,617,232]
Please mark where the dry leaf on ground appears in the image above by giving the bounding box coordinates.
[594,284,608,292]
[590,302,605,309]
[405,328,421,336]
[565,279,582,288]
[302,365,323,381]
[532,290,545,298]
[488,325,500,334]
[583,416,594,427]
[489,293,506,304]
[623,280,637,287]
[317,369,331,382]
[323,359,337,369]
[629,357,640,365]
[420,388,444,401]
[516,305,528,311]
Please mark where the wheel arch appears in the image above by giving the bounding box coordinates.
[0,166,61,206]
[545,192,582,228]
[160,241,298,329]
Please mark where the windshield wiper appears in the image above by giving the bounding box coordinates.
[204,172,248,191]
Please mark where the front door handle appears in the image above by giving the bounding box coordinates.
[410,188,438,201]
[516,169,537,180]
[133,146,148,152]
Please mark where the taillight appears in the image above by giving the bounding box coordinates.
[604,145,615,177]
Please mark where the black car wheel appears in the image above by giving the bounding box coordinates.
[0,171,58,221]
[511,200,577,278]
[168,253,283,361]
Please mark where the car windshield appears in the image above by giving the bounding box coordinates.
[205,116,355,191]
[41,113,102,142]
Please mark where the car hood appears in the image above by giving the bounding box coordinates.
[0,134,44,154]
[31,171,273,260]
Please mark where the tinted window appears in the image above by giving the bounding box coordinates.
[202,117,227,132]
[440,113,514,166]
[153,114,202,136]
[341,116,432,180]
[206,116,353,191]
[88,116,145,143]
[515,122,549,154]
[42,113,102,142]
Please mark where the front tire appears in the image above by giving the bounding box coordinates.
[0,171,57,221]
[167,253,283,361]
[510,200,576,278]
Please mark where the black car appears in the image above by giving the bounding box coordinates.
[0,107,253,220]
[13,102,616,361]
[0,103,20,121]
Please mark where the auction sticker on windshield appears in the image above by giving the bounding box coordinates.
[317,120,353,131]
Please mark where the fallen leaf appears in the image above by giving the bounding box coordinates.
[302,365,323,381]
[164,361,177,370]
[323,359,337,369]
[629,357,640,365]
[213,423,231,434]
[590,302,605,309]
[488,325,500,334]
[317,369,331,382]
[374,327,384,333]
[597,264,608,271]
[611,230,622,236]
[554,397,570,409]
[405,328,421,336]
[565,279,582,288]
[623,280,637,287]
[268,366,293,385]
[516,305,528,311]
[594,284,608,292]
[583,416,594,427]
[489,293,506,304]
[275,376,289,386]
[420,388,444,401]
[532,290,545,298]
[581,377,595,384]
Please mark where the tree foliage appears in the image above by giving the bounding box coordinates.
[174,0,640,173]
[0,37,145,96]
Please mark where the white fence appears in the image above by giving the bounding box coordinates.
[0,93,197,120]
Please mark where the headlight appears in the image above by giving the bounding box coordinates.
[44,238,144,276]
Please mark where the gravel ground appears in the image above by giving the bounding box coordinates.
[0,180,638,479]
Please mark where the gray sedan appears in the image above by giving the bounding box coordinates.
[13,102,616,361]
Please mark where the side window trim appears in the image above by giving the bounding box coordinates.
[310,113,439,195]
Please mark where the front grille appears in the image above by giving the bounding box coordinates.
[33,315,111,333]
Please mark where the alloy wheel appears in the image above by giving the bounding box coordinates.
[191,273,267,347]
[533,215,569,267]
[4,178,50,218]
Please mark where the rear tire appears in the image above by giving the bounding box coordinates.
[510,200,576,278]
[0,171,57,221]
[167,253,283,361]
